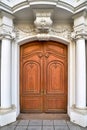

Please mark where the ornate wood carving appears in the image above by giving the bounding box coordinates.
[20,41,67,113]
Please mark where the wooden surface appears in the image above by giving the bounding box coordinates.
[20,41,67,113]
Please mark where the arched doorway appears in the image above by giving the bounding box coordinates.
[20,41,68,113]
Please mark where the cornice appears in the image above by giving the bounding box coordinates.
[0,11,14,20]
[13,0,74,14]
[74,1,87,14]
[0,0,87,21]
[28,0,58,5]
[12,1,29,13]
[0,2,12,14]
[0,0,74,14]
[0,0,87,14]
[57,1,74,13]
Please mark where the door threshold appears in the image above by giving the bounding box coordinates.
[17,113,70,120]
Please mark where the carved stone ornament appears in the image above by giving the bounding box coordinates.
[71,30,87,40]
[0,24,16,39]
[34,9,53,33]
[71,32,76,39]
[71,24,87,40]
[15,23,72,41]
[36,34,50,41]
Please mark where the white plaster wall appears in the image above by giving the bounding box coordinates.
[68,40,75,115]
[0,18,2,25]
[2,16,13,26]
[12,41,20,116]
[74,15,85,26]
[86,16,87,26]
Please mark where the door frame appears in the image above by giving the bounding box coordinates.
[11,35,75,117]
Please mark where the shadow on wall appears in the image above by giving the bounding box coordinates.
[0,41,1,106]
[86,40,87,107]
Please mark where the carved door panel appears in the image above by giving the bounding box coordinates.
[20,41,67,113]
[20,42,44,112]
[44,42,67,112]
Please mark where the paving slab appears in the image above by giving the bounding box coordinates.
[55,126,69,130]
[68,125,83,130]
[43,126,54,130]
[0,119,87,130]
[54,120,67,125]
[17,120,29,126]
[27,126,42,130]
[15,126,27,130]
[0,126,16,130]
[0,126,8,130]
[29,120,42,126]
[43,120,54,126]
[67,121,78,126]
[81,128,87,130]
[8,126,16,130]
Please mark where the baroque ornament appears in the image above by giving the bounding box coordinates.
[15,23,72,41]
[0,24,16,39]
[71,24,87,40]
[34,9,53,33]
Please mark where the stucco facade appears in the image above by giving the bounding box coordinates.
[0,0,87,127]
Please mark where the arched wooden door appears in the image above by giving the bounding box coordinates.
[20,41,67,113]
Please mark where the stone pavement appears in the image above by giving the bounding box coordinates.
[0,120,87,130]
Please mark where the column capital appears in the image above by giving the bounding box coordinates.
[72,10,87,40]
[71,29,87,40]
[0,24,16,40]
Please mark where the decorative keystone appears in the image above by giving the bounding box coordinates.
[34,9,53,33]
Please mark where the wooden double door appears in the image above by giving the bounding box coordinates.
[20,41,67,113]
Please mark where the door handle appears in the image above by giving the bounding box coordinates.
[41,90,46,95]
